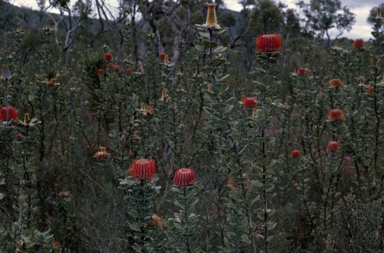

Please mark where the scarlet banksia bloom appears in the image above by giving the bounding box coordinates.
[368,86,374,94]
[329,79,344,87]
[328,109,345,121]
[290,150,301,158]
[98,69,104,74]
[174,168,195,186]
[158,53,166,59]
[103,54,113,61]
[241,96,256,108]
[256,34,282,53]
[94,146,110,159]
[0,106,18,121]
[128,159,156,180]
[297,68,306,75]
[327,141,339,151]
[353,39,365,49]
[204,3,218,28]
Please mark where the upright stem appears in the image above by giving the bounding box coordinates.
[4,79,9,128]
[183,187,191,253]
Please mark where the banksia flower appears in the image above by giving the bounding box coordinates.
[163,54,170,65]
[328,109,345,121]
[327,141,339,151]
[160,87,171,103]
[23,113,31,126]
[113,65,120,71]
[152,214,164,229]
[0,106,18,121]
[377,7,382,19]
[290,150,301,158]
[16,23,21,33]
[256,34,282,53]
[2,64,11,80]
[368,86,374,94]
[241,96,257,108]
[297,68,306,75]
[93,146,110,159]
[158,53,166,59]
[103,54,113,61]
[128,159,156,180]
[329,79,344,88]
[204,3,219,28]
[98,69,104,74]
[174,168,195,186]
[353,39,365,49]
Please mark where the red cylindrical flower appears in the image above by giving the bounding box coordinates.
[126,68,132,74]
[128,159,156,180]
[290,150,301,158]
[242,96,256,108]
[173,168,195,186]
[256,34,282,53]
[158,53,166,59]
[353,39,365,49]
[0,106,18,121]
[368,86,374,95]
[113,65,120,71]
[98,69,104,75]
[298,68,306,75]
[104,54,113,61]
[327,141,339,151]
[328,109,345,121]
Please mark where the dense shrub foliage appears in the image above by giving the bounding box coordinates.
[0,2,384,252]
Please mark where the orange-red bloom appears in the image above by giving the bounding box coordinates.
[104,54,113,61]
[328,109,345,121]
[290,150,301,158]
[298,68,306,75]
[327,141,339,151]
[353,39,365,49]
[256,34,282,53]
[242,96,256,108]
[0,106,18,121]
[158,53,166,59]
[113,65,120,71]
[329,79,344,87]
[98,69,104,75]
[173,168,195,186]
[93,146,110,159]
[368,86,374,95]
[128,159,156,180]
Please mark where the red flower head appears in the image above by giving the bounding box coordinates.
[353,39,365,49]
[98,69,105,75]
[297,68,306,75]
[174,168,195,186]
[104,54,113,61]
[113,65,120,71]
[329,79,344,88]
[327,141,339,151]
[126,68,132,74]
[256,34,282,53]
[368,86,374,95]
[0,106,18,121]
[241,96,256,108]
[290,150,301,158]
[158,53,166,59]
[128,159,156,180]
[328,109,345,121]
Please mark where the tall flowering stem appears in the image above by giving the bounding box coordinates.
[120,159,161,252]
[170,168,199,253]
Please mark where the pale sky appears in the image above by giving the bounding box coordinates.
[10,0,376,40]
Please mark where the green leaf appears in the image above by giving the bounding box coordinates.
[213,46,227,53]
[202,40,219,48]
[207,58,227,67]
[195,45,206,52]
[199,32,210,39]
[267,221,277,231]
[217,74,230,83]
[241,234,251,244]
